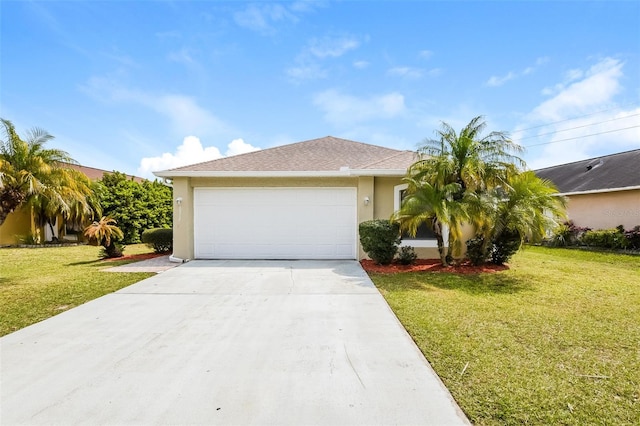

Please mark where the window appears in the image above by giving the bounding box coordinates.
[394,184,448,248]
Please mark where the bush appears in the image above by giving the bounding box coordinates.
[141,228,173,253]
[359,220,400,265]
[581,228,628,250]
[491,229,522,265]
[550,221,590,247]
[466,235,489,266]
[397,246,418,265]
[624,226,640,250]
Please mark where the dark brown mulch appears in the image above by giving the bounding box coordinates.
[102,252,166,262]
[360,259,509,274]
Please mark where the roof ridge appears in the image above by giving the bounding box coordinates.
[357,149,417,169]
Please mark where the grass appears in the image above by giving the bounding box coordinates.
[370,246,640,425]
[0,244,155,336]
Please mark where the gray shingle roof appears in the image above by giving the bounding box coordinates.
[160,136,416,175]
[535,149,640,193]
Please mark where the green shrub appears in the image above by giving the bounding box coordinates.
[466,235,489,266]
[359,220,400,265]
[625,226,640,250]
[581,228,628,249]
[490,229,522,265]
[141,228,173,253]
[397,246,418,265]
[549,221,590,247]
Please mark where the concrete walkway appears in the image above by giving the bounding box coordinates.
[104,255,179,273]
[1,260,469,425]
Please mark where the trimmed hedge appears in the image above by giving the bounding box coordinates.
[359,220,400,265]
[141,228,173,253]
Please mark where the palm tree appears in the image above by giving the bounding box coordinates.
[84,216,124,258]
[485,171,567,263]
[393,178,467,266]
[396,117,524,265]
[410,115,525,197]
[0,118,98,230]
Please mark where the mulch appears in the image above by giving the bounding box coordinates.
[101,252,167,262]
[360,259,509,274]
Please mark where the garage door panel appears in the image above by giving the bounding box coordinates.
[194,188,357,259]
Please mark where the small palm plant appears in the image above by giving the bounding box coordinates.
[84,216,124,258]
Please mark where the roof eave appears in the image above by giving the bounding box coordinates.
[153,168,408,178]
[557,185,640,196]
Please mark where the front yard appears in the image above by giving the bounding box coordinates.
[370,246,640,425]
[0,244,154,336]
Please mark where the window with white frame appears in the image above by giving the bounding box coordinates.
[394,184,448,248]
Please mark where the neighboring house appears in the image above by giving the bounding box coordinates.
[0,165,143,246]
[535,149,640,230]
[155,136,454,261]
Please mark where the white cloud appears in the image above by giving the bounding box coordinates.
[353,60,369,69]
[233,1,325,34]
[313,89,406,126]
[486,71,516,87]
[226,138,261,157]
[286,63,327,81]
[287,34,364,83]
[486,56,549,87]
[307,35,360,58]
[233,3,297,34]
[419,50,433,60]
[80,76,230,138]
[529,58,623,121]
[388,66,423,79]
[514,58,638,169]
[138,136,261,179]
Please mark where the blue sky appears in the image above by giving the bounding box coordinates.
[2,0,639,179]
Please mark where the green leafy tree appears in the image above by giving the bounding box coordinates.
[98,172,172,243]
[0,118,98,230]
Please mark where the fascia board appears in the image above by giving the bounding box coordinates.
[557,185,640,196]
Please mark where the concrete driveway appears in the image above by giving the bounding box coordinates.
[1,260,468,425]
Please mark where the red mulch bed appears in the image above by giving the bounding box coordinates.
[360,259,509,274]
[102,252,166,262]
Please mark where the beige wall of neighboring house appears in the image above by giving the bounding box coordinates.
[564,188,640,230]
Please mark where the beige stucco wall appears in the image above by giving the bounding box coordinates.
[564,189,640,230]
[0,206,35,246]
[170,175,476,261]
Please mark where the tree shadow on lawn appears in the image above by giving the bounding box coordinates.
[374,271,534,296]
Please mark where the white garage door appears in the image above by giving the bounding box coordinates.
[194,187,357,259]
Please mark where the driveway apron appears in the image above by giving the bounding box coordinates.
[1,260,469,425]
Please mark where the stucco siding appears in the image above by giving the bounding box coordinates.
[0,206,34,246]
[564,189,640,230]
[373,177,403,220]
[170,175,471,261]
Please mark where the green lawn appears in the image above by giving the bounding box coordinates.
[370,246,640,425]
[0,244,154,336]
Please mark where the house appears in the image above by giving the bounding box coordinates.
[535,149,640,230]
[0,165,143,246]
[154,136,453,261]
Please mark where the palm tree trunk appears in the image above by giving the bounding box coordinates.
[432,218,448,266]
[104,241,123,258]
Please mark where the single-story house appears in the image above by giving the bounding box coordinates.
[535,149,640,230]
[154,136,452,261]
[0,165,143,246]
